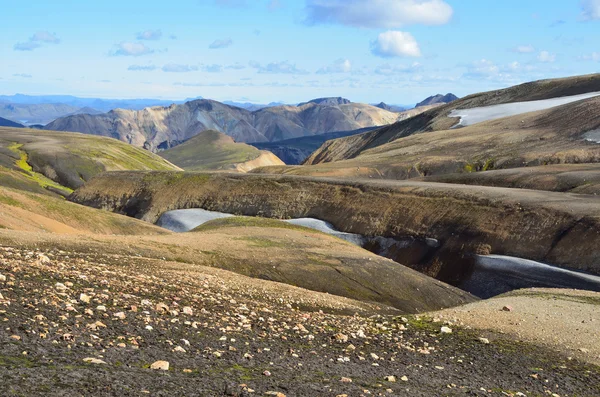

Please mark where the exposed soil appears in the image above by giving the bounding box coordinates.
[434,288,600,366]
[1,245,599,396]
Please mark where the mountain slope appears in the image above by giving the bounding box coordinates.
[159,130,284,172]
[0,102,84,125]
[0,117,24,128]
[0,127,181,191]
[304,73,600,166]
[45,99,405,151]
[265,94,600,179]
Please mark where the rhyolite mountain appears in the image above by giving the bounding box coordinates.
[45,97,405,152]
[416,93,459,107]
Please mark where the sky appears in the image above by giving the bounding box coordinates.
[1,0,600,105]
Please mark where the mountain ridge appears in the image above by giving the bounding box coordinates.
[45,98,405,151]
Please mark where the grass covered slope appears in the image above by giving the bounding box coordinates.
[0,184,168,235]
[0,127,181,191]
[159,130,284,172]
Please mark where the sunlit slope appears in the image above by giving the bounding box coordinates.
[159,130,284,172]
[0,127,181,192]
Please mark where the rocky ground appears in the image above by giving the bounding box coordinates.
[1,245,599,396]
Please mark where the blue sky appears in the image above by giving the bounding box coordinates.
[1,0,599,104]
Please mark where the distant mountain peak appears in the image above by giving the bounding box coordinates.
[298,97,352,107]
[416,93,459,108]
[374,102,405,112]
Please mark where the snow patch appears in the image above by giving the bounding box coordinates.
[449,91,600,127]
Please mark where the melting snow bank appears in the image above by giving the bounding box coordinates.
[460,255,600,298]
[583,129,600,143]
[283,218,366,245]
[156,209,600,298]
[449,91,600,127]
[156,209,234,233]
[156,209,366,245]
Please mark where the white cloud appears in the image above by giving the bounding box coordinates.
[581,0,600,20]
[209,38,233,49]
[128,65,158,71]
[13,73,32,78]
[371,31,421,58]
[13,42,41,51]
[162,64,199,72]
[268,0,282,10]
[31,31,60,43]
[374,62,423,75]
[513,45,535,53]
[201,64,223,73]
[13,30,60,51]
[463,59,500,79]
[137,30,162,40]
[215,0,247,6]
[305,0,453,28]
[579,52,600,61]
[226,62,246,70]
[537,51,556,63]
[250,61,309,74]
[112,42,154,56]
[316,59,352,74]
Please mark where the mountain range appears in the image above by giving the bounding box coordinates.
[45,97,409,151]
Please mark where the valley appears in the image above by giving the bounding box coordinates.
[2,73,600,395]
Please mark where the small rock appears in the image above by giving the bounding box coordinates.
[182,306,193,315]
[173,346,186,353]
[10,335,21,341]
[55,282,67,291]
[401,376,409,382]
[501,305,513,312]
[384,376,397,383]
[79,294,91,304]
[264,392,286,397]
[113,312,126,320]
[479,337,490,344]
[150,360,170,370]
[83,358,107,365]
[440,326,452,334]
[0,274,6,282]
[340,377,353,383]
[334,333,349,343]
[263,370,272,376]
[96,305,107,312]
[579,348,590,354]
